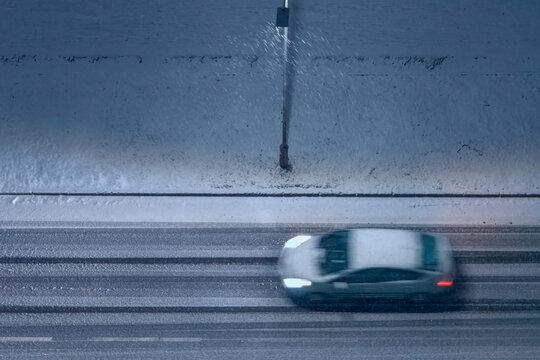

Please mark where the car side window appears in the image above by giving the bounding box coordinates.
[338,268,422,284]
[377,268,422,282]
[340,269,380,284]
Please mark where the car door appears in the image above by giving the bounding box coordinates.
[331,269,381,298]
[370,268,424,298]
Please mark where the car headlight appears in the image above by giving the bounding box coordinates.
[283,278,312,288]
[283,235,311,249]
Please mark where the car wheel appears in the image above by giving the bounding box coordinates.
[408,293,431,304]
[307,292,327,304]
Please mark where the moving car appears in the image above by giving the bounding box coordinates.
[278,229,456,304]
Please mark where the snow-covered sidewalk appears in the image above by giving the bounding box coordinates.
[1,2,539,197]
[1,195,538,226]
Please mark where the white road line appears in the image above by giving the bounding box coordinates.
[89,337,157,342]
[160,337,202,342]
[0,337,52,342]
[219,337,360,342]
[89,337,202,342]
[206,336,540,342]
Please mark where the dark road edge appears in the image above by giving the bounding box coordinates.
[2,318,540,332]
[2,300,540,314]
[4,318,540,332]
[1,251,539,264]
[1,275,539,283]
[2,224,540,232]
[3,192,540,198]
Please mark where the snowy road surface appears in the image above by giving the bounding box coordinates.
[0,225,539,359]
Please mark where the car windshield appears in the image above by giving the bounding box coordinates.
[319,230,349,274]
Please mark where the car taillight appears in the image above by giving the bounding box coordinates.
[437,280,453,286]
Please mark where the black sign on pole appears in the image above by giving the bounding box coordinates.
[276,7,289,27]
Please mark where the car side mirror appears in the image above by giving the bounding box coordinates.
[333,282,348,289]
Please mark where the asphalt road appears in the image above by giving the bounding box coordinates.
[0,225,539,359]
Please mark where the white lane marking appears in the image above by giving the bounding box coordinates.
[160,337,202,342]
[90,337,157,342]
[206,335,540,342]
[217,337,360,342]
[89,337,202,343]
[0,337,52,342]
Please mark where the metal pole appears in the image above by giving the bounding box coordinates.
[279,0,290,169]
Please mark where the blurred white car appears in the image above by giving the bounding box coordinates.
[278,229,456,304]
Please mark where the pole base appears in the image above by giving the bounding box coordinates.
[279,144,290,170]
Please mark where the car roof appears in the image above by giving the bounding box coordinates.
[346,229,422,270]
